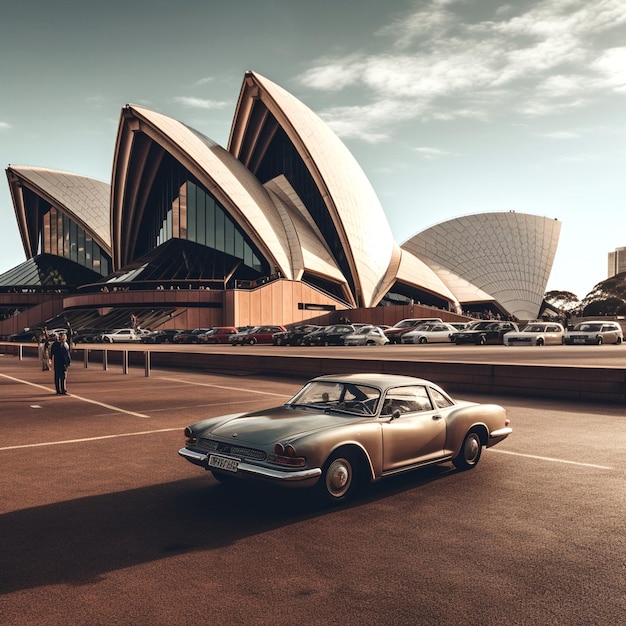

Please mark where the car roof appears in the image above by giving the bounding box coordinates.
[310,373,437,390]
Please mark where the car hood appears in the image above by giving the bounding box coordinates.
[207,406,358,445]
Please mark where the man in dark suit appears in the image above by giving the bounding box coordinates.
[50,332,71,395]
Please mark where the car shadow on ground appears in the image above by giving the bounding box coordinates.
[0,464,456,594]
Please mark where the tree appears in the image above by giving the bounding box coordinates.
[544,290,580,312]
[583,297,624,317]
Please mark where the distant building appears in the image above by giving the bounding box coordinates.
[1,71,562,334]
[608,247,626,278]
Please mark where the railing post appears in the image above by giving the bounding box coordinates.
[19,345,23,360]
[122,350,128,374]
[84,348,89,368]
[144,350,150,377]
[103,349,108,371]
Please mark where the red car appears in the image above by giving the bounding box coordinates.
[229,325,287,345]
[196,327,238,344]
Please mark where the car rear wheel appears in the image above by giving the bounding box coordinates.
[418,336,427,344]
[596,336,603,345]
[537,338,544,346]
[248,337,257,345]
[319,452,359,503]
[477,335,486,345]
[452,431,483,470]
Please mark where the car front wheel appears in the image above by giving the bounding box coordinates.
[452,431,483,470]
[319,452,358,503]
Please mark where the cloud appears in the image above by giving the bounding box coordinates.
[592,47,626,92]
[319,98,422,142]
[412,146,456,159]
[173,96,228,110]
[194,77,215,86]
[540,130,580,139]
[297,57,363,91]
[0,122,11,132]
[299,0,626,140]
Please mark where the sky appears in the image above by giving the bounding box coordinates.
[1,0,625,300]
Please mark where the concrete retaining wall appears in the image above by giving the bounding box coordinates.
[4,343,625,404]
[146,351,626,404]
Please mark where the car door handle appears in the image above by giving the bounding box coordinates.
[432,414,443,420]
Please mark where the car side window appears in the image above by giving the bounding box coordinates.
[429,388,454,409]
[381,386,433,415]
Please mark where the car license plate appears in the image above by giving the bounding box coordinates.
[208,454,239,472]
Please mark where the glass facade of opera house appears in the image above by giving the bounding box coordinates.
[0,70,561,334]
[40,206,111,277]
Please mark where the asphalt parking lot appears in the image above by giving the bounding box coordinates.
[1,353,624,625]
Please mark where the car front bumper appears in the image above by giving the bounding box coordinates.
[486,426,513,447]
[178,447,322,487]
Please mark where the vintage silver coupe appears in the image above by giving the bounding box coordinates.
[179,373,512,503]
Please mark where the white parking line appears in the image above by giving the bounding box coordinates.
[0,372,150,418]
[490,448,612,470]
[157,376,289,397]
[0,428,181,452]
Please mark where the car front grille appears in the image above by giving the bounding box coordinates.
[198,438,267,461]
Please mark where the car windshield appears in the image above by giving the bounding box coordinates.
[467,321,495,330]
[524,325,546,332]
[393,320,417,329]
[577,324,602,332]
[286,381,381,416]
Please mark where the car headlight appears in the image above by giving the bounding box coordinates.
[269,443,306,467]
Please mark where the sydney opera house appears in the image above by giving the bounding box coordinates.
[0,71,561,336]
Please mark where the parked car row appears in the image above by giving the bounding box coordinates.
[8,327,71,342]
[9,319,623,347]
[74,327,240,344]
[267,319,624,347]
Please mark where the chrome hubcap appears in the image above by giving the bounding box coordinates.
[465,436,480,462]
[327,459,351,497]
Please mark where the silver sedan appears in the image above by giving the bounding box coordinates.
[343,325,389,346]
[401,322,458,344]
